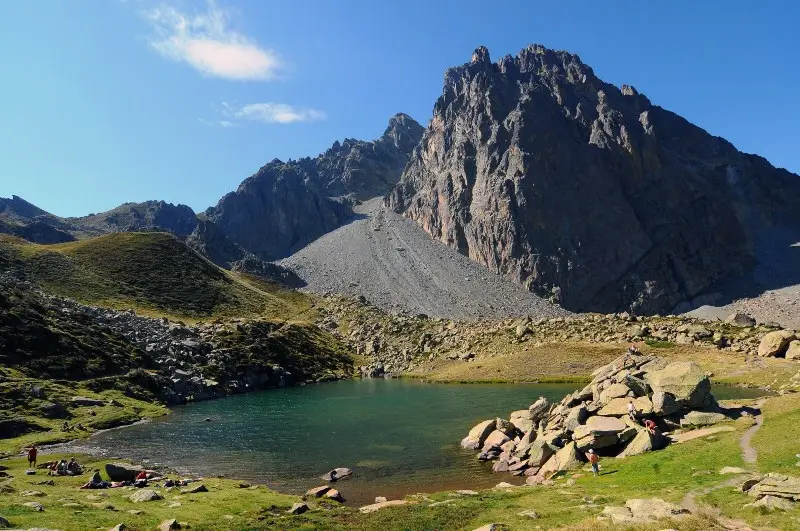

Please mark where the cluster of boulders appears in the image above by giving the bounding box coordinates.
[741,473,800,510]
[461,353,728,480]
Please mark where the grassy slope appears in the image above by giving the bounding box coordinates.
[0,233,314,322]
[411,340,799,389]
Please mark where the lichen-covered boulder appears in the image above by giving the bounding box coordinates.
[651,391,680,416]
[645,361,711,408]
[617,429,654,458]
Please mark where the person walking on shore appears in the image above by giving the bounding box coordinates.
[587,448,600,476]
[27,445,37,468]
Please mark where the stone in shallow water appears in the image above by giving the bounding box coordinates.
[305,485,330,498]
[321,467,352,482]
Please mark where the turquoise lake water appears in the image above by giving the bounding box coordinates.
[69,379,767,504]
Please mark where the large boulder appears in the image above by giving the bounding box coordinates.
[598,383,631,405]
[528,397,550,425]
[482,430,511,450]
[574,416,627,439]
[564,405,588,432]
[538,442,582,476]
[651,391,680,416]
[461,419,496,449]
[784,340,800,361]
[509,410,534,434]
[495,418,517,436]
[758,330,797,357]
[680,411,729,428]
[130,489,163,503]
[725,312,756,327]
[645,361,711,408]
[746,473,800,501]
[526,440,555,468]
[106,463,142,482]
[617,429,654,458]
[574,433,618,451]
[599,396,653,417]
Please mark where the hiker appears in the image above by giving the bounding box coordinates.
[627,344,641,356]
[27,445,37,468]
[644,418,658,436]
[587,448,600,476]
[80,470,109,489]
[56,459,68,476]
[48,461,59,476]
[627,400,638,423]
[134,470,148,488]
[67,457,81,476]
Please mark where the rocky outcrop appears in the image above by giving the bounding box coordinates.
[185,218,303,287]
[387,44,800,314]
[742,473,800,509]
[462,353,722,478]
[207,114,423,261]
[758,330,797,357]
[71,201,198,237]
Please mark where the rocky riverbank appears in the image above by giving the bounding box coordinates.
[460,353,756,481]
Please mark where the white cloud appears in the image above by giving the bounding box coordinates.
[145,1,281,81]
[233,103,326,124]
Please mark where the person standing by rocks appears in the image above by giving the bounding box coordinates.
[627,400,638,424]
[27,445,37,468]
[587,449,600,477]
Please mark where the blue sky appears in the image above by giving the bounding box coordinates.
[0,1,797,217]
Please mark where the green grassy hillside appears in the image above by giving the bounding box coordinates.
[0,232,314,321]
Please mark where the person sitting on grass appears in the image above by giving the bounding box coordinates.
[66,457,81,476]
[586,448,600,476]
[134,470,149,488]
[80,471,109,489]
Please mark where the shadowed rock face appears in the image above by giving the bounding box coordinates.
[207,114,423,261]
[387,44,800,314]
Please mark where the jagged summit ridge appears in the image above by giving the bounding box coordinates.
[388,44,800,314]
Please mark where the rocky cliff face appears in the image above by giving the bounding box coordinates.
[387,45,800,314]
[207,113,423,260]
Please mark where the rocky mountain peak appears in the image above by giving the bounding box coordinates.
[388,43,800,314]
[380,113,425,153]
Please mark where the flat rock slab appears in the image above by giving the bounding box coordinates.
[670,426,735,444]
[359,500,409,513]
[22,502,44,511]
[72,396,105,406]
[747,473,800,500]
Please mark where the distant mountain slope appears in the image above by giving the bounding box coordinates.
[0,232,312,321]
[206,113,424,261]
[387,44,800,314]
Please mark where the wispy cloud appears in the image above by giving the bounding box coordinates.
[145,1,281,81]
[232,103,326,124]
[199,117,237,128]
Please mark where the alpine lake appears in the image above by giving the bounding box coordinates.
[67,379,767,505]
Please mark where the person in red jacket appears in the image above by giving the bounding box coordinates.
[586,448,600,476]
[27,445,37,468]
